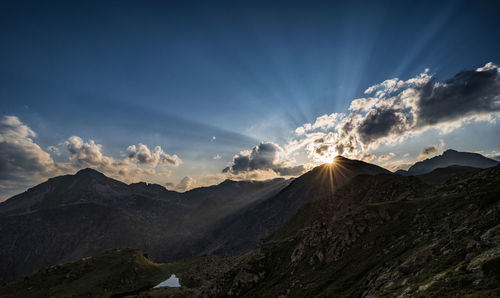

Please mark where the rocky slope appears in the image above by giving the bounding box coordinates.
[205,165,500,297]
[196,156,390,256]
[0,169,289,282]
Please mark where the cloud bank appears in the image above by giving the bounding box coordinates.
[291,62,500,161]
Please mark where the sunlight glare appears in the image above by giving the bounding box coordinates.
[314,146,337,164]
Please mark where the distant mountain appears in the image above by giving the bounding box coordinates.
[0,169,289,282]
[398,149,498,175]
[199,156,390,256]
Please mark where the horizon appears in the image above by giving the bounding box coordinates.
[3,148,498,200]
[1,0,500,199]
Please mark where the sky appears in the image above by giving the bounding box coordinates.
[1,0,500,200]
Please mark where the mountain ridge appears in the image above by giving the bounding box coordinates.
[1,150,497,285]
[2,163,499,297]
[403,149,498,175]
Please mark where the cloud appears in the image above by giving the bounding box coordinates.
[416,140,445,161]
[0,115,185,201]
[360,153,376,162]
[65,137,181,179]
[127,143,181,167]
[290,62,500,161]
[349,97,379,112]
[418,146,438,160]
[378,152,395,162]
[0,116,60,199]
[223,142,307,177]
[166,176,196,192]
[213,154,222,160]
[46,145,61,156]
[66,136,114,168]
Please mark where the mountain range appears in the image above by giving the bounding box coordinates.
[0,170,289,282]
[0,149,499,297]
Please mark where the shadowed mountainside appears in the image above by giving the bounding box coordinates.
[1,150,497,288]
[205,164,500,297]
[197,156,390,256]
[2,163,498,297]
[0,170,289,282]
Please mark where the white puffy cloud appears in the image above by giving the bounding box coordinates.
[65,137,182,179]
[66,136,114,168]
[127,143,181,167]
[166,176,196,192]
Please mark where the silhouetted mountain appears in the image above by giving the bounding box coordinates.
[4,163,498,297]
[0,170,289,282]
[402,149,498,175]
[199,156,390,255]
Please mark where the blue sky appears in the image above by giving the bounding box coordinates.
[1,0,500,198]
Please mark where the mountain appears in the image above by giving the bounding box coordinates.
[416,165,481,185]
[197,156,390,256]
[3,163,498,297]
[204,164,500,297]
[404,149,498,175]
[0,156,390,283]
[0,169,289,282]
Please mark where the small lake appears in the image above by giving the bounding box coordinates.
[153,274,181,288]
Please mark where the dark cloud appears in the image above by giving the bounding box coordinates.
[357,109,410,144]
[416,67,500,126]
[421,146,438,156]
[223,142,306,176]
[417,146,439,160]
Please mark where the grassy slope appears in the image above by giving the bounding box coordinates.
[0,248,172,298]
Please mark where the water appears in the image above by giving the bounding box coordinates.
[153,274,181,288]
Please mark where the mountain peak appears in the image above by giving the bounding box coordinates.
[407,149,498,175]
[443,149,458,155]
[76,168,106,177]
